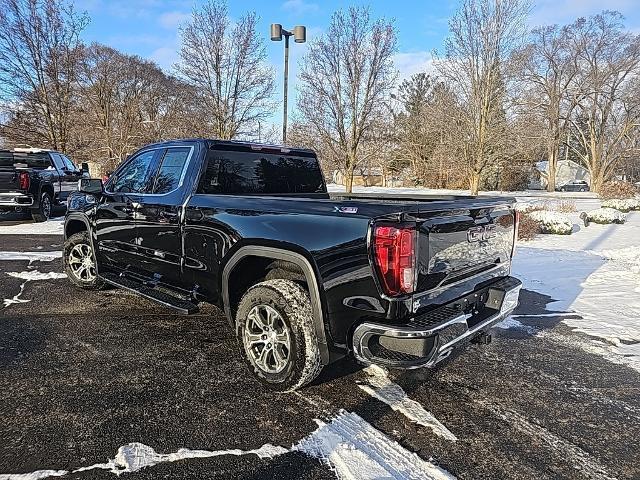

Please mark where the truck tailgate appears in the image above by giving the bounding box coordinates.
[0,168,19,191]
[415,200,515,293]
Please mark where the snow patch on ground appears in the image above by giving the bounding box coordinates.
[0,251,62,263]
[495,317,536,333]
[7,271,66,281]
[3,269,66,308]
[0,411,456,480]
[295,410,455,480]
[0,471,68,480]
[0,218,63,235]
[358,366,457,441]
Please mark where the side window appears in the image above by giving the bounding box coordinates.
[109,150,157,193]
[151,147,191,194]
[50,153,65,171]
[61,155,77,171]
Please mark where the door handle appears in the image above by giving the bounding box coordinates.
[160,211,179,219]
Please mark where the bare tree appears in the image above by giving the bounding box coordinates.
[75,43,199,174]
[515,24,580,191]
[175,0,274,140]
[435,0,530,194]
[0,0,88,152]
[567,12,640,193]
[297,6,397,193]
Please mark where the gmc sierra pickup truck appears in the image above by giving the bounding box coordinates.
[0,148,88,221]
[64,139,521,391]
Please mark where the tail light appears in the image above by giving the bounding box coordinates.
[372,225,416,296]
[18,171,30,191]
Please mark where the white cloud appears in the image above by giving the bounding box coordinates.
[150,46,179,71]
[281,0,319,16]
[158,10,190,29]
[393,51,434,83]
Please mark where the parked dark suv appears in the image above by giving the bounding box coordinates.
[0,148,88,221]
[557,180,589,192]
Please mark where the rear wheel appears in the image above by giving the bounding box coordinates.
[236,279,322,391]
[31,192,51,222]
[64,232,105,290]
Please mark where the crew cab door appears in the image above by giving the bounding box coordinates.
[133,146,194,289]
[57,153,83,201]
[95,148,159,271]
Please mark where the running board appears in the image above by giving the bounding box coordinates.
[101,272,199,314]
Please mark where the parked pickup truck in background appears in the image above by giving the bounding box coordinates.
[0,147,88,221]
[63,139,522,391]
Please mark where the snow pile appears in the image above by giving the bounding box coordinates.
[527,210,573,235]
[584,207,626,225]
[514,201,539,213]
[601,198,640,212]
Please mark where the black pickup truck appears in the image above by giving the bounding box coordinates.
[0,148,88,221]
[64,139,521,391]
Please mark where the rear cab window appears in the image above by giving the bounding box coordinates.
[198,148,325,195]
[0,152,52,169]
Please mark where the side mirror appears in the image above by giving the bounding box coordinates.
[81,162,90,175]
[78,178,103,195]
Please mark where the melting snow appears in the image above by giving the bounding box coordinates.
[0,251,62,263]
[7,271,66,281]
[0,219,63,235]
[3,269,66,308]
[294,410,455,480]
[0,411,455,480]
[358,366,457,441]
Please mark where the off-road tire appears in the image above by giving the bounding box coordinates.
[236,279,322,391]
[63,232,106,290]
[31,192,52,222]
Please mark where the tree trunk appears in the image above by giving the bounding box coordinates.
[469,171,480,195]
[547,147,557,192]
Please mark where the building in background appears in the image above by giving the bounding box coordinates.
[531,159,590,190]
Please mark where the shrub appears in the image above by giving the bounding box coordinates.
[517,213,541,240]
[601,198,640,212]
[599,181,637,200]
[552,200,577,213]
[582,207,626,225]
[527,210,573,235]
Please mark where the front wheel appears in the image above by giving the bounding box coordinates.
[63,232,105,290]
[236,279,322,391]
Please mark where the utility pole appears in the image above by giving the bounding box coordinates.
[270,24,306,143]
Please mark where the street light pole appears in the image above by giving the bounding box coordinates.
[283,32,290,144]
[271,24,306,144]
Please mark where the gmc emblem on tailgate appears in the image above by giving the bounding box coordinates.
[467,224,497,243]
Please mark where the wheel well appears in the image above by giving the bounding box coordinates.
[65,219,87,238]
[41,184,54,198]
[227,256,307,320]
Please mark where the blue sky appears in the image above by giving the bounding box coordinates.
[79,0,640,129]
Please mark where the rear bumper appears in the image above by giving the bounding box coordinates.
[0,192,33,207]
[352,276,522,369]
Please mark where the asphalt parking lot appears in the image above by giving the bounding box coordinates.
[1,224,640,479]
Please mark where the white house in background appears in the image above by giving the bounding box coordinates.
[531,159,590,190]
